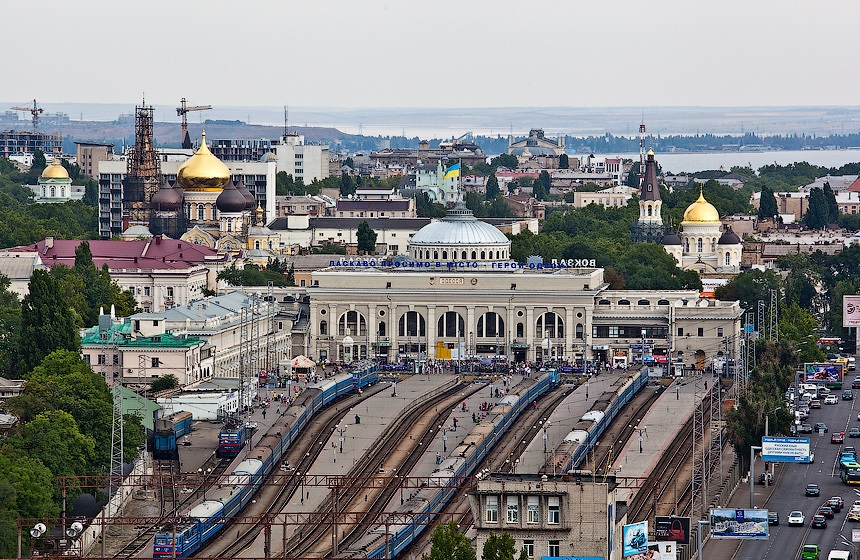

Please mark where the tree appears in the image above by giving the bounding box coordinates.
[824,182,839,224]
[803,187,830,229]
[534,171,552,200]
[0,273,20,376]
[490,153,518,170]
[7,410,95,478]
[82,179,98,206]
[486,174,500,199]
[482,531,519,560]
[424,521,475,560]
[17,269,79,374]
[559,153,569,169]
[341,173,356,196]
[151,374,179,392]
[31,149,47,173]
[357,220,378,254]
[757,185,778,219]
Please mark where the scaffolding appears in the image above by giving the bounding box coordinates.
[122,102,161,226]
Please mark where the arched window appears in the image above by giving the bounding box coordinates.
[197,205,205,220]
[516,322,524,338]
[60,187,65,197]
[471,250,477,260]
[647,206,652,216]
[536,312,564,338]
[598,299,611,305]
[254,240,260,249]
[697,238,703,252]
[480,250,486,259]
[618,299,631,305]
[462,251,467,260]
[338,310,367,336]
[227,220,232,232]
[437,311,465,337]
[267,240,273,249]
[477,311,504,337]
[725,252,731,266]
[575,323,584,339]
[319,320,328,335]
[710,239,716,252]
[50,187,56,197]
[41,187,46,197]
[442,250,448,260]
[638,299,650,305]
[684,239,689,252]
[398,311,426,337]
[433,250,438,259]
[378,321,386,336]
[658,299,670,305]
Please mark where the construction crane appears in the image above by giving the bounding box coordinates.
[10,99,43,133]
[176,97,212,149]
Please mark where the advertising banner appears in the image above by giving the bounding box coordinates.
[626,543,676,560]
[804,362,843,385]
[710,509,769,539]
[654,516,691,544]
[761,436,811,463]
[844,295,860,327]
[622,521,649,557]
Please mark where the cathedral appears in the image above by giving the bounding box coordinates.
[147,132,276,260]
[632,149,742,274]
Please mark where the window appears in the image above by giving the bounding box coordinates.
[717,327,724,337]
[697,238,703,252]
[527,496,539,523]
[113,354,119,365]
[522,540,534,558]
[507,496,519,523]
[725,252,731,266]
[166,287,174,299]
[547,496,560,524]
[98,354,106,365]
[151,357,161,368]
[319,321,328,335]
[548,540,560,557]
[698,327,704,337]
[677,327,684,336]
[516,322,524,338]
[486,495,498,523]
[83,354,90,364]
[143,287,151,297]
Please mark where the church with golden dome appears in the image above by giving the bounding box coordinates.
[146,132,277,257]
[631,149,742,274]
[29,159,84,203]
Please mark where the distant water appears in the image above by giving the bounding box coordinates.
[613,149,860,173]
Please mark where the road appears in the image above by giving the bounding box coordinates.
[733,389,860,559]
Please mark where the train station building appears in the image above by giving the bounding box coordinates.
[305,203,745,370]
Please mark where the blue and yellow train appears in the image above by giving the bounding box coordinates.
[153,360,379,558]
[153,411,194,459]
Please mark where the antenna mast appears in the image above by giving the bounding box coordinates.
[638,122,647,187]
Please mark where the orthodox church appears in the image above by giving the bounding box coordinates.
[147,132,276,259]
[632,149,742,274]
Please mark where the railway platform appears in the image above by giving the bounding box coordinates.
[611,373,703,505]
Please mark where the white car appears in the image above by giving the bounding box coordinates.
[788,510,805,526]
[825,395,839,405]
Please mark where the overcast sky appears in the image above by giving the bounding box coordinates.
[10,0,860,109]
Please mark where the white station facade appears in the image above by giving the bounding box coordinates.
[306,204,744,370]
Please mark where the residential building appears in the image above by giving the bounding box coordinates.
[75,141,114,178]
[0,129,62,156]
[274,134,330,184]
[0,251,44,299]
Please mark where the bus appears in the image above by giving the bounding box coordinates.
[840,461,860,485]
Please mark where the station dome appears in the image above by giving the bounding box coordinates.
[682,190,720,223]
[41,160,69,179]
[177,132,231,192]
[410,203,510,247]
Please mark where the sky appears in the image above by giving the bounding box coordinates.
[7,0,860,110]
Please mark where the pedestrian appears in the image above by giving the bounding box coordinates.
[262,409,266,419]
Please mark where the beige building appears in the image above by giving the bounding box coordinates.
[75,141,114,178]
[470,473,618,560]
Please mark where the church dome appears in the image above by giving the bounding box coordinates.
[236,181,256,210]
[682,190,720,223]
[177,132,231,192]
[718,227,741,245]
[409,203,510,247]
[41,160,69,179]
[150,184,182,211]
[216,181,247,213]
[661,231,682,246]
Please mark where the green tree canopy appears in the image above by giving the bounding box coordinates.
[357,220,378,254]
[482,531,520,560]
[424,521,475,560]
[17,269,79,374]
[757,185,778,219]
[486,174,500,199]
[151,374,179,393]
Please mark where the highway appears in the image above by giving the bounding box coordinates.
[732,389,860,560]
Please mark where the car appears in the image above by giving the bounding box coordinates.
[814,422,829,433]
[811,514,827,528]
[854,378,860,389]
[758,472,774,485]
[830,496,844,510]
[768,510,779,525]
[825,395,839,405]
[849,505,860,521]
[844,390,855,400]
[832,432,845,444]
[788,510,806,526]
[802,544,820,560]
[807,483,821,497]
[850,428,860,438]
[800,423,814,434]
[811,399,822,409]
[845,446,856,454]
[818,505,834,519]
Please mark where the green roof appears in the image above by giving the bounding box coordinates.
[81,322,203,348]
[120,386,160,431]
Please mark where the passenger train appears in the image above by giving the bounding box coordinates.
[549,369,650,473]
[152,360,379,558]
[337,368,561,559]
[153,411,194,459]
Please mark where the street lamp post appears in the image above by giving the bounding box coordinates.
[439,425,447,453]
[337,424,348,454]
[542,419,550,453]
[839,536,858,560]
[641,328,647,366]
[637,426,647,453]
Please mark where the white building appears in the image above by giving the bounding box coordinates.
[30,160,85,203]
[274,134,330,184]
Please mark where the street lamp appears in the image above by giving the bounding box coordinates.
[641,328,647,366]
[637,425,647,453]
[839,536,858,560]
[439,425,447,453]
[542,419,550,453]
[337,424,348,453]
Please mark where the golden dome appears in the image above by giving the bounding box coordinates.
[41,160,69,179]
[176,132,231,192]
[683,189,720,223]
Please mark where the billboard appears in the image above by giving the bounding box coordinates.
[622,521,649,557]
[654,516,691,544]
[844,295,860,327]
[710,509,769,539]
[627,543,676,560]
[804,362,843,385]
[761,436,812,463]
